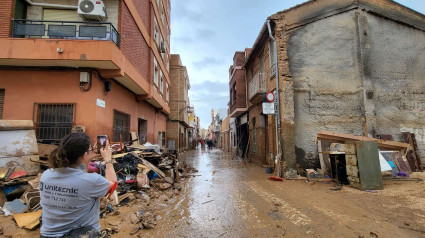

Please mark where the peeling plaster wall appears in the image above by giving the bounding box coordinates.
[288,11,364,169]
[363,13,425,160]
[287,9,425,169]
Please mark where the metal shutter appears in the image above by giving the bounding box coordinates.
[43,9,82,21]
[0,89,4,119]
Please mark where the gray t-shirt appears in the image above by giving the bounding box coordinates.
[40,165,110,237]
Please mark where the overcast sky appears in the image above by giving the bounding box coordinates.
[170,0,425,129]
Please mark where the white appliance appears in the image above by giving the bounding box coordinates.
[78,0,107,21]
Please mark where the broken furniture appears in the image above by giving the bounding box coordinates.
[316,130,411,190]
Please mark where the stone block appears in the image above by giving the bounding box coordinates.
[346,165,359,177]
[345,143,356,155]
[346,155,357,166]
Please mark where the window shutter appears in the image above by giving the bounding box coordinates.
[43,9,82,21]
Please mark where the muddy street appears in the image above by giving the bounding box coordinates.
[140,148,425,238]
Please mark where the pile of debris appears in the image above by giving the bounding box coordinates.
[309,130,423,191]
[0,121,199,236]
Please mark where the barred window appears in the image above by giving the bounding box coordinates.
[34,103,75,144]
[113,110,130,142]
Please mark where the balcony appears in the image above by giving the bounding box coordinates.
[12,19,119,47]
[249,72,266,103]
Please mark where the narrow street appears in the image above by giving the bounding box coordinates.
[142,148,424,238]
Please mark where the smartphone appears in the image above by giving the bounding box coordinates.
[96,135,108,153]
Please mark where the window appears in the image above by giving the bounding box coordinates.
[160,35,165,56]
[0,89,5,119]
[113,110,130,141]
[154,18,160,47]
[160,71,164,94]
[162,131,166,147]
[160,0,165,25]
[34,103,75,144]
[154,58,159,87]
[158,132,162,146]
[166,83,169,103]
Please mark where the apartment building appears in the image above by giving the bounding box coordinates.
[228,50,250,156]
[245,0,425,177]
[167,54,191,152]
[0,0,172,145]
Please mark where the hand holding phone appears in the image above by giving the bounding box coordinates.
[96,135,108,153]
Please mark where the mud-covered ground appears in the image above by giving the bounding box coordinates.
[2,148,425,237]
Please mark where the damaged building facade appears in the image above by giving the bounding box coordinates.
[0,0,171,145]
[239,0,425,177]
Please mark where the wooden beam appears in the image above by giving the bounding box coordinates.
[316,130,410,151]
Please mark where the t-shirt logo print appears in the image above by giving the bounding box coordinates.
[40,181,44,191]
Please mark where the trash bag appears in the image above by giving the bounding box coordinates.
[115,153,139,175]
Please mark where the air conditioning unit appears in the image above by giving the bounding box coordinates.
[78,0,107,22]
[159,41,166,53]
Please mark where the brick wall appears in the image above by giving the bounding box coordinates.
[0,0,14,38]
[120,3,150,84]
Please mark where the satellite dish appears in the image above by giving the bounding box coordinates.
[79,0,95,13]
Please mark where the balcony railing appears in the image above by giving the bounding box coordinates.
[249,72,266,100]
[12,19,120,47]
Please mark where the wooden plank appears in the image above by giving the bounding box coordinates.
[139,156,165,178]
[317,130,409,151]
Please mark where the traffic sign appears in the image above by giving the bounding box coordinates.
[262,102,275,114]
[266,92,275,102]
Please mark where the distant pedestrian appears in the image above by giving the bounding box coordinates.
[207,140,213,151]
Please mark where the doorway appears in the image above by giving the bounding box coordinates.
[138,119,147,144]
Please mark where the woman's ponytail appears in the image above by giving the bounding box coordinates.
[48,132,91,168]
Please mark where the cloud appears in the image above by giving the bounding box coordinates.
[171,4,203,22]
[172,35,194,45]
[196,29,216,39]
[192,57,223,69]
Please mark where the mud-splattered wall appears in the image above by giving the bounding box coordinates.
[286,9,425,169]
[363,13,425,159]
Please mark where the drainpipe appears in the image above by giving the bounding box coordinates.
[267,20,282,177]
[25,0,78,9]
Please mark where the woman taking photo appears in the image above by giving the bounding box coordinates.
[40,132,117,238]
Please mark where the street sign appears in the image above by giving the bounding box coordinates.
[262,102,275,114]
[266,92,275,102]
